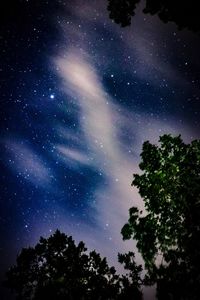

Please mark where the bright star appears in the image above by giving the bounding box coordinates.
[50,94,55,99]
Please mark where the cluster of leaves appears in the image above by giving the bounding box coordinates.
[107,0,140,27]
[5,230,143,300]
[107,0,200,32]
[122,134,200,299]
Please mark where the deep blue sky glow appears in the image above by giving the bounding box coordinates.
[1,1,200,299]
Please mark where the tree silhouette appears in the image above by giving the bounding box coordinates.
[122,134,200,299]
[118,252,143,299]
[4,230,143,300]
[107,0,200,33]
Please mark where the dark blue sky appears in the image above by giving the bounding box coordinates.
[1,1,200,299]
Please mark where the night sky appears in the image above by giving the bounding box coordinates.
[1,1,200,299]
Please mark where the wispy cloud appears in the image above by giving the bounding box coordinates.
[4,140,51,187]
[57,145,92,167]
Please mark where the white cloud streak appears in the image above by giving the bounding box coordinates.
[4,140,51,187]
[57,145,92,167]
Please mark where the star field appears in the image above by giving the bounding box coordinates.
[1,1,200,299]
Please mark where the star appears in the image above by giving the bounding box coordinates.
[50,94,55,99]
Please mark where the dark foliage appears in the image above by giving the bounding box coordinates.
[4,230,143,300]
[122,134,200,299]
[107,0,200,32]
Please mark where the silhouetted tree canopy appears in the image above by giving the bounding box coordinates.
[122,134,200,299]
[4,230,143,300]
[107,0,200,32]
